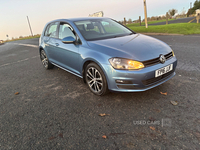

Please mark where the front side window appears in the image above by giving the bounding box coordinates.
[74,19,134,41]
[44,22,59,38]
[58,23,76,40]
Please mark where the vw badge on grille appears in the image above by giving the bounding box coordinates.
[159,54,166,64]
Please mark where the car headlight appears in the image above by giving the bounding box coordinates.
[172,50,175,56]
[109,58,144,70]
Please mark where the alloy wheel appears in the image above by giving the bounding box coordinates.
[40,50,48,68]
[86,67,103,93]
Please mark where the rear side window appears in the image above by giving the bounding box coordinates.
[44,22,59,38]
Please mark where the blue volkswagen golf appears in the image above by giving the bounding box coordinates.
[39,17,177,95]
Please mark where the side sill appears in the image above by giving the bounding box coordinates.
[51,62,83,79]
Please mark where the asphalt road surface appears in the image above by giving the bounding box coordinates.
[0,35,200,149]
[150,17,197,25]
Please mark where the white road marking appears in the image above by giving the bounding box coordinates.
[0,63,11,67]
[16,58,29,63]
[18,43,38,48]
[12,43,38,48]
[31,56,39,58]
[0,55,39,68]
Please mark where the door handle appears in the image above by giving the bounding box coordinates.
[55,43,59,46]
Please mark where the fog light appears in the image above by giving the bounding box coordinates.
[115,80,133,84]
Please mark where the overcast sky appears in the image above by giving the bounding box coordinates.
[0,0,192,40]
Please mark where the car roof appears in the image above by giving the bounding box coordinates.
[49,17,111,23]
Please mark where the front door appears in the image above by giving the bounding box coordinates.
[53,22,81,75]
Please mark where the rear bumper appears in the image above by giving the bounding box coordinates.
[102,56,177,92]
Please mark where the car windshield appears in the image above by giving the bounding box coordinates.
[74,19,134,41]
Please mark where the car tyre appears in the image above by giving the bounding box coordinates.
[85,63,109,96]
[40,50,54,69]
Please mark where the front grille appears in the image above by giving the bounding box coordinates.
[165,52,173,59]
[142,52,173,67]
[142,70,174,86]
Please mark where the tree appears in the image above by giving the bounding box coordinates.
[150,16,157,21]
[124,18,126,25]
[168,9,178,16]
[128,18,132,24]
[191,0,200,14]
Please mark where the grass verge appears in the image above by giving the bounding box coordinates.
[127,23,200,35]
[127,19,175,27]
[4,35,40,43]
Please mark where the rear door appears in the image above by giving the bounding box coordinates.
[43,22,59,63]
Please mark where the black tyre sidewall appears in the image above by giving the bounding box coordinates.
[40,50,53,69]
[85,63,108,96]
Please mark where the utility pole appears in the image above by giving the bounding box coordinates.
[124,17,126,25]
[166,12,169,25]
[6,35,9,41]
[27,16,33,37]
[143,0,148,28]
[190,2,192,16]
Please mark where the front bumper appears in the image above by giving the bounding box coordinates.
[102,56,177,92]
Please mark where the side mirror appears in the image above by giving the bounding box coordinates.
[62,36,76,44]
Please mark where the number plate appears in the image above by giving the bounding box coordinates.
[155,64,173,77]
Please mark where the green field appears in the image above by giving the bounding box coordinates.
[127,19,175,27]
[127,23,200,35]
[4,35,40,42]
